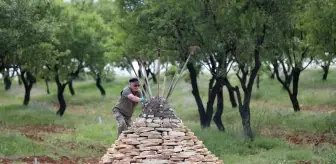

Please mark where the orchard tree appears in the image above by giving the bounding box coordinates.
[268,1,314,112]
[302,0,336,80]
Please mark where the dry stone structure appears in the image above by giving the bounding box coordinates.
[100,97,223,164]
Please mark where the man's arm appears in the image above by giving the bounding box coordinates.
[126,94,142,103]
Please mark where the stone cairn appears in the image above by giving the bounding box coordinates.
[100,96,223,164]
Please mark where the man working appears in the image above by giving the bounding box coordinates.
[113,78,147,138]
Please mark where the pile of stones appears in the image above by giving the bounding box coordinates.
[100,97,223,164]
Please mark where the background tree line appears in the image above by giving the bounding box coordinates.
[0,0,335,140]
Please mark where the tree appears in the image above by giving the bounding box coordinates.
[302,0,336,80]
[0,0,57,105]
[268,0,314,112]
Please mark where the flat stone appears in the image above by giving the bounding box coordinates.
[147,135,162,139]
[127,134,139,138]
[163,118,170,123]
[170,119,181,123]
[121,138,141,145]
[147,123,161,127]
[140,131,161,137]
[178,151,196,158]
[140,151,157,156]
[112,153,124,160]
[122,130,134,134]
[135,127,155,133]
[142,159,169,164]
[134,122,146,127]
[140,139,163,144]
[115,144,134,150]
[155,128,172,131]
[169,131,185,136]
[153,119,162,124]
[173,147,182,152]
[189,154,204,162]
[162,142,179,146]
[136,137,147,141]
[172,128,186,132]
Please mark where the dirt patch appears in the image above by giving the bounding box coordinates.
[301,105,336,113]
[260,127,336,146]
[0,124,74,142]
[0,156,99,164]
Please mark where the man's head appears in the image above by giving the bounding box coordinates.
[129,78,140,92]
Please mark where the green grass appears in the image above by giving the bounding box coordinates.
[0,131,46,157]
[0,69,335,163]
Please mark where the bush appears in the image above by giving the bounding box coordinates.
[165,65,178,78]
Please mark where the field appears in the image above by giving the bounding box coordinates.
[0,69,335,164]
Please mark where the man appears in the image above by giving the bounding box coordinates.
[113,78,147,138]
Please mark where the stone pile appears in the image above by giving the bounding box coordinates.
[100,97,223,164]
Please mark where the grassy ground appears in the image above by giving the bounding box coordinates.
[0,69,335,164]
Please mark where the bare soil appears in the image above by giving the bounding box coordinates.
[0,124,74,142]
[260,127,336,146]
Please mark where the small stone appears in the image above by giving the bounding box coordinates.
[148,115,154,118]
[146,118,153,123]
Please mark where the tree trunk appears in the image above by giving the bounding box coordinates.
[187,62,206,127]
[289,94,300,112]
[149,70,157,84]
[208,76,215,99]
[224,78,237,108]
[45,78,50,94]
[96,73,106,96]
[55,75,67,117]
[21,71,35,106]
[68,80,75,96]
[205,79,221,127]
[291,69,301,112]
[4,71,11,90]
[239,103,253,140]
[322,65,329,81]
[213,87,225,131]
